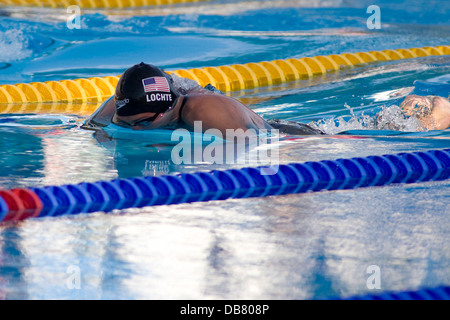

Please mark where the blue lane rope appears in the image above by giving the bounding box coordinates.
[0,147,444,220]
[339,285,450,300]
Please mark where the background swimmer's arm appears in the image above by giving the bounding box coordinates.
[430,97,450,130]
[400,95,450,130]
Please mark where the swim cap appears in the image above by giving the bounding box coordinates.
[114,62,180,117]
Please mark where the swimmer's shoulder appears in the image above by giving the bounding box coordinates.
[183,91,243,115]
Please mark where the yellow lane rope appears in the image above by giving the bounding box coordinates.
[0,0,206,9]
[0,45,448,106]
[0,102,100,115]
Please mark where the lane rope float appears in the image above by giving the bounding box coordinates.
[339,285,450,300]
[0,148,448,223]
[1,45,448,105]
[0,0,207,9]
[0,102,101,115]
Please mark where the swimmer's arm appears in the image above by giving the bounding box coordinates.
[101,96,116,117]
[90,96,115,118]
[430,97,450,130]
[83,96,116,128]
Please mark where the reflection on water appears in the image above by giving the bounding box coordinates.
[1,179,448,299]
[0,227,30,300]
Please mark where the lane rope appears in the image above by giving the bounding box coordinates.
[1,45,448,105]
[0,0,206,9]
[339,285,450,300]
[1,148,448,222]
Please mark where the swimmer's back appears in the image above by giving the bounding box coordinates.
[180,92,271,133]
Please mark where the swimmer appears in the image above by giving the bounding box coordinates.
[83,62,323,137]
[400,94,450,130]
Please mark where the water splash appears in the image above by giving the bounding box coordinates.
[312,103,426,134]
[375,105,425,132]
[0,114,80,134]
[171,72,203,93]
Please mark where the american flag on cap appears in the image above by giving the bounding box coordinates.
[142,76,170,93]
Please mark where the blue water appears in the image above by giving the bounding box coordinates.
[0,0,449,299]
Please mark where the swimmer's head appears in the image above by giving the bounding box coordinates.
[114,62,180,118]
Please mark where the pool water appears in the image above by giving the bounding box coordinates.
[0,0,449,299]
